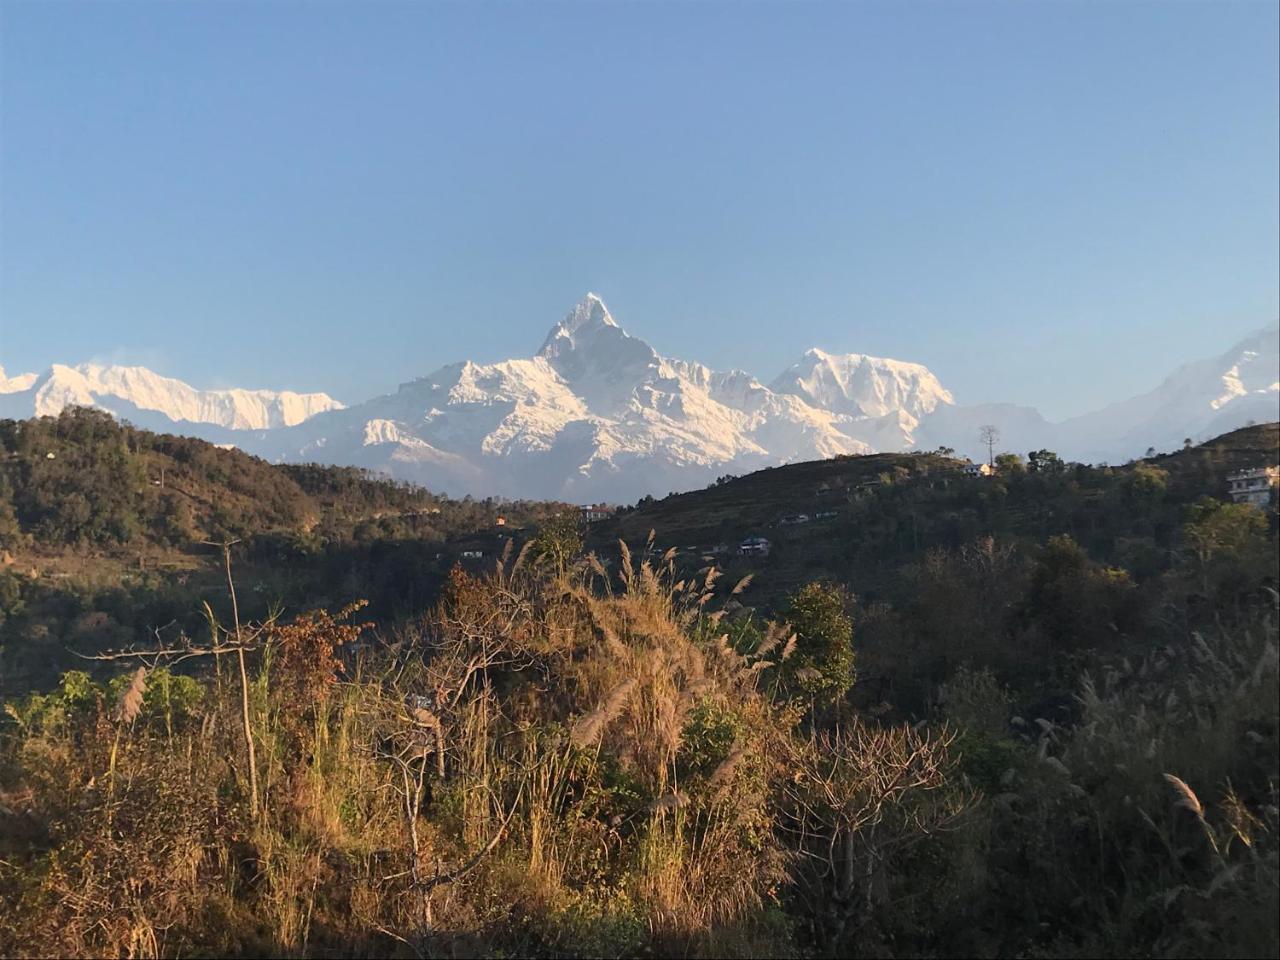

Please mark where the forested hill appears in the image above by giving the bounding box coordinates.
[1,409,1275,698]
[0,408,566,692]
[592,422,1280,609]
[0,406,563,551]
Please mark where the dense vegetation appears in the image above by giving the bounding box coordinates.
[0,407,563,550]
[0,412,1276,957]
[0,408,567,692]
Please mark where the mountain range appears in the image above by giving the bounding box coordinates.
[3,295,1276,501]
[0,362,343,433]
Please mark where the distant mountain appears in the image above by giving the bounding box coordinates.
[912,401,1054,462]
[4,300,1276,500]
[1053,324,1280,462]
[243,295,880,501]
[0,362,343,432]
[913,323,1279,465]
[770,348,953,420]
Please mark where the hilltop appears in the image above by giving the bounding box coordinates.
[591,422,1280,609]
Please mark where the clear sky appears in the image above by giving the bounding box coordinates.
[1,1,1276,420]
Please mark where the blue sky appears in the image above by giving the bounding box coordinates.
[1,0,1276,419]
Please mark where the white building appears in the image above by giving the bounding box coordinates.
[579,504,614,524]
[963,462,994,477]
[738,536,771,557]
[1227,466,1279,508]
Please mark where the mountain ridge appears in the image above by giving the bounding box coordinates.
[3,298,1276,499]
[0,361,344,432]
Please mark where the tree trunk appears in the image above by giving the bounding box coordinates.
[222,543,259,818]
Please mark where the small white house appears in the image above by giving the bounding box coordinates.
[738,536,771,557]
[963,462,994,478]
[1227,466,1279,508]
[579,504,614,524]
[460,550,484,560]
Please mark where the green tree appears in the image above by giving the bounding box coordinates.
[1024,535,1136,650]
[994,452,1025,475]
[1126,461,1168,501]
[1027,449,1064,474]
[781,582,855,710]
[532,510,583,575]
[1182,498,1273,598]
[0,472,22,547]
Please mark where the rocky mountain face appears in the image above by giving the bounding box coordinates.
[4,296,1276,500]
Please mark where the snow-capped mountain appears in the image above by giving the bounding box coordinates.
[0,367,39,395]
[1052,324,1279,462]
[766,348,957,453]
[912,322,1279,464]
[243,294,879,500]
[770,348,953,421]
[5,297,1275,501]
[0,362,343,432]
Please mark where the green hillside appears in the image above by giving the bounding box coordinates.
[0,408,566,691]
[592,423,1280,610]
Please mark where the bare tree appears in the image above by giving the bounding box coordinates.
[978,425,1000,468]
[207,538,259,817]
[780,721,971,935]
[376,690,525,949]
[80,539,270,819]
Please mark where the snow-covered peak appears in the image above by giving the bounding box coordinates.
[536,294,661,411]
[538,293,620,355]
[12,294,1272,503]
[1052,321,1279,461]
[566,292,617,332]
[770,349,954,420]
[0,361,343,430]
[1208,324,1280,407]
[0,366,38,394]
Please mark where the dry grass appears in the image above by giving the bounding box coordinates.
[1,548,1275,958]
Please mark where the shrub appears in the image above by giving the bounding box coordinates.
[780,582,855,710]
